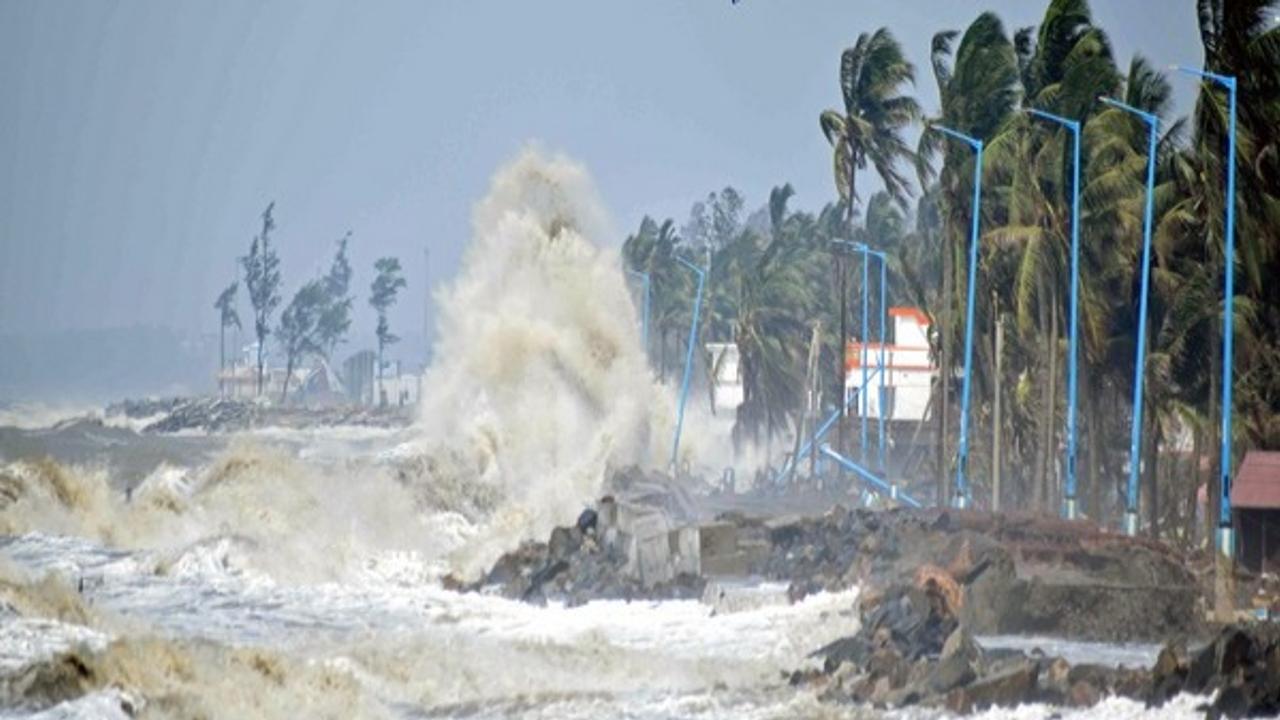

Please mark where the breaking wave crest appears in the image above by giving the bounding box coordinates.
[0,150,714,585]
[0,444,448,586]
[406,148,676,576]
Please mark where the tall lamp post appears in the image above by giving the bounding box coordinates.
[863,246,890,475]
[832,240,890,474]
[1099,96,1159,537]
[877,250,888,475]
[862,248,870,462]
[1176,65,1238,558]
[928,125,983,509]
[626,269,651,349]
[670,256,706,474]
[1027,107,1083,520]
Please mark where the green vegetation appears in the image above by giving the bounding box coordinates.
[369,256,407,402]
[625,0,1280,545]
[240,203,282,396]
[221,206,392,402]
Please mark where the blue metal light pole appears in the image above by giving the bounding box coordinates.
[832,241,890,471]
[670,256,706,474]
[1099,96,1159,537]
[929,125,984,509]
[878,253,888,474]
[1027,108,1082,520]
[860,246,890,474]
[861,247,870,462]
[1177,66,1238,558]
[626,270,651,349]
[820,445,923,509]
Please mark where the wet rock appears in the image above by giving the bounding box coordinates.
[866,646,909,688]
[576,508,598,535]
[944,660,1037,714]
[928,626,981,695]
[471,493,705,606]
[813,636,871,674]
[1148,639,1189,705]
[1068,678,1102,707]
[928,650,978,695]
[547,526,581,560]
[1041,656,1072,700]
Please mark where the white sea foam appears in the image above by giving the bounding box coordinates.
[406,148,681,577]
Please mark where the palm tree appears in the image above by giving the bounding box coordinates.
[918,11,1019,502]
[623,217,690,380]
[729,184,821,452]
[819,27,921,463]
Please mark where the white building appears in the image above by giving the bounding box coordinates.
[846,307,936,423]
[705,342,743,413]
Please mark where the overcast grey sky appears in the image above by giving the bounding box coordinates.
[0,0,1201,344]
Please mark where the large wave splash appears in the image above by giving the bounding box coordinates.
[411,148,674,577]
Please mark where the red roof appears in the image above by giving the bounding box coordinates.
[889,307,930,326]
[1232,451,1280,510]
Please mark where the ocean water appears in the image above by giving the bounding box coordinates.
[0,150,1212,719]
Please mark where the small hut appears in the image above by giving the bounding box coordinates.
[1232,451,1280,573]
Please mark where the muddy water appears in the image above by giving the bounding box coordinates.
[0,424,1206,720]
[0,151,1210,718]
[0,413,852,718]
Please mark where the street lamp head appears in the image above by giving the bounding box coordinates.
[929,123,982,150]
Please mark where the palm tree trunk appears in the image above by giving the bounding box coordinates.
[937,230,954,503]
[1206,341,1221,544]
[1148,414,1162,539]
[1037,284,1059,514]
[1187,421,1204,545]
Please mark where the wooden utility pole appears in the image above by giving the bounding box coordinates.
[790,321,823,483]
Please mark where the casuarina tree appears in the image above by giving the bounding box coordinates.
[318,232,354,359]
[277,279,328,402]
[369,256,407,403]
[240,203,282,396]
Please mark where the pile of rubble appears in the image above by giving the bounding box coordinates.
[140,398,260,433]
[797,576,1280,717]
[458,499,704,605]
[759,506,1204,642]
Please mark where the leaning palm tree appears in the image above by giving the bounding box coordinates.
[730,185,820,454]
[623,217,690,380]
[916,11,1019,502]
[819,27,921,463]
[820,28,921,222]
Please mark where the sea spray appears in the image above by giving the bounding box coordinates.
[412,148,677,576]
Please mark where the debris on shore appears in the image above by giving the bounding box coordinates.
[797,575,1280,717]
[467,483,1280,715]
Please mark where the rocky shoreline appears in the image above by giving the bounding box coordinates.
[798,578,1280,717]
[106,396,413,434]
[469,476,1280,716]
